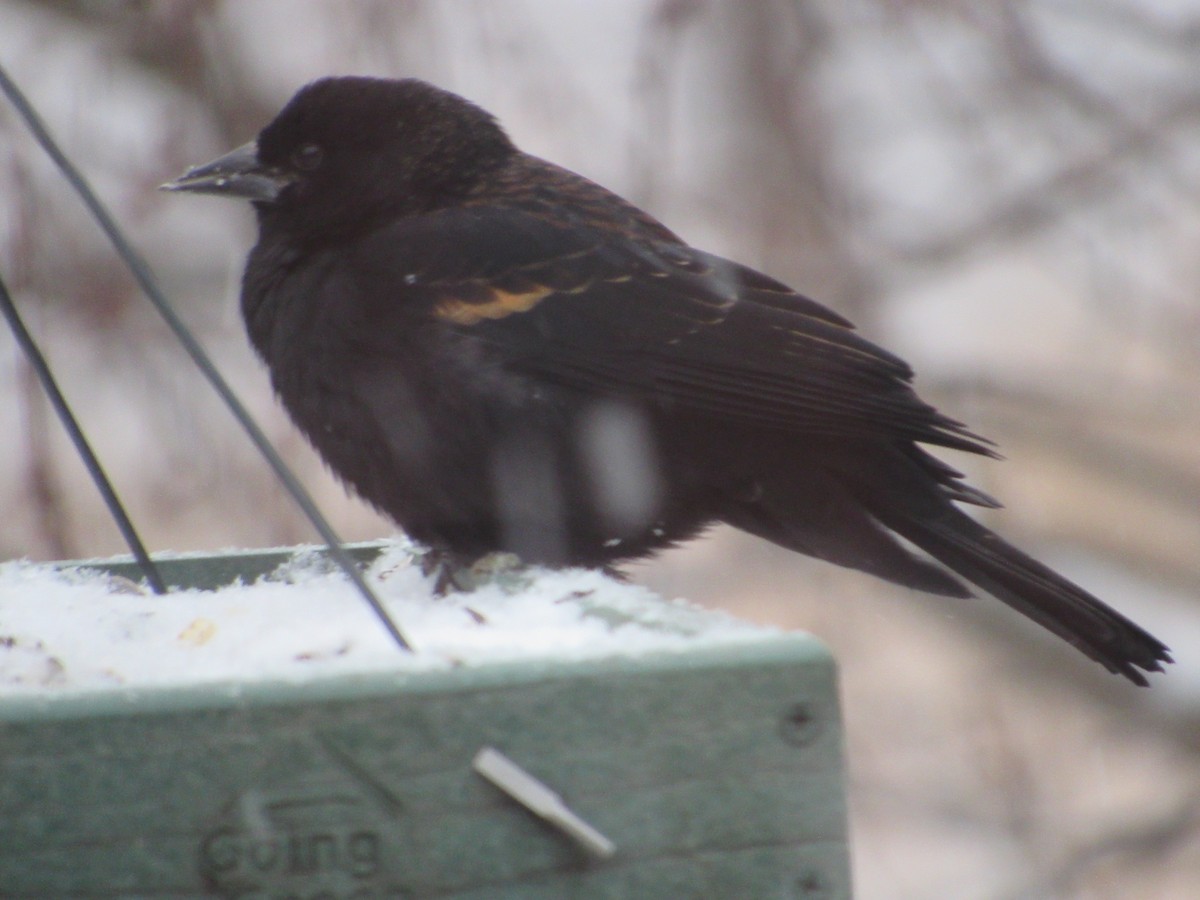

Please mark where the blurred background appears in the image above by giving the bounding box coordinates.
[2,1,1198,895]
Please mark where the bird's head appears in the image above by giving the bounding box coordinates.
[162,76,517,245]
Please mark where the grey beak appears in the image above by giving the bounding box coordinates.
[160,141,288,203]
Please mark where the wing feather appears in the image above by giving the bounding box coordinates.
[349,206,995,456]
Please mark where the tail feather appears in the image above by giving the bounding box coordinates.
[878,506,1172,686]
[720,436,1171,685]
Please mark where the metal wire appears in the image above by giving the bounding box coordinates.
[0,272,167,594]
[0,62,413,651]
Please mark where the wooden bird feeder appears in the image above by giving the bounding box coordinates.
[0,543,851,898]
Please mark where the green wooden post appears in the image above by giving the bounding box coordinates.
[0,546,851,898]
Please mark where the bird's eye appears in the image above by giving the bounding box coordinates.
[292,143,324,171]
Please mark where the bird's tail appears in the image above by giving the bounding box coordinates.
[872,502,1172,686]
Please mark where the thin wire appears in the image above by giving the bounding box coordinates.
[0,62,413,652]
[0,273,168,594]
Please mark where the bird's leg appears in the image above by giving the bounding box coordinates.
[418,546,470,595]
[420,547,531,596]
[599,563,628,582]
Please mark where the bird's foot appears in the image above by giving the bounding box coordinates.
[419,548,533,595]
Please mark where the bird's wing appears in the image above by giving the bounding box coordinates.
[349,205,994,456]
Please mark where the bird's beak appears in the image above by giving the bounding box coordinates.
[160,141,289,203]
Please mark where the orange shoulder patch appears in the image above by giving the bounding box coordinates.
[434,285,554,325]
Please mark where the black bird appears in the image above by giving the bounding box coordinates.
[165,76,1171,685]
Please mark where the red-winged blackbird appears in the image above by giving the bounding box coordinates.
[165,76,1170,685]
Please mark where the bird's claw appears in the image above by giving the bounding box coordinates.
[420,548,532,595]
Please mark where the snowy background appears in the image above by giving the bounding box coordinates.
[2,1,1199,896]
